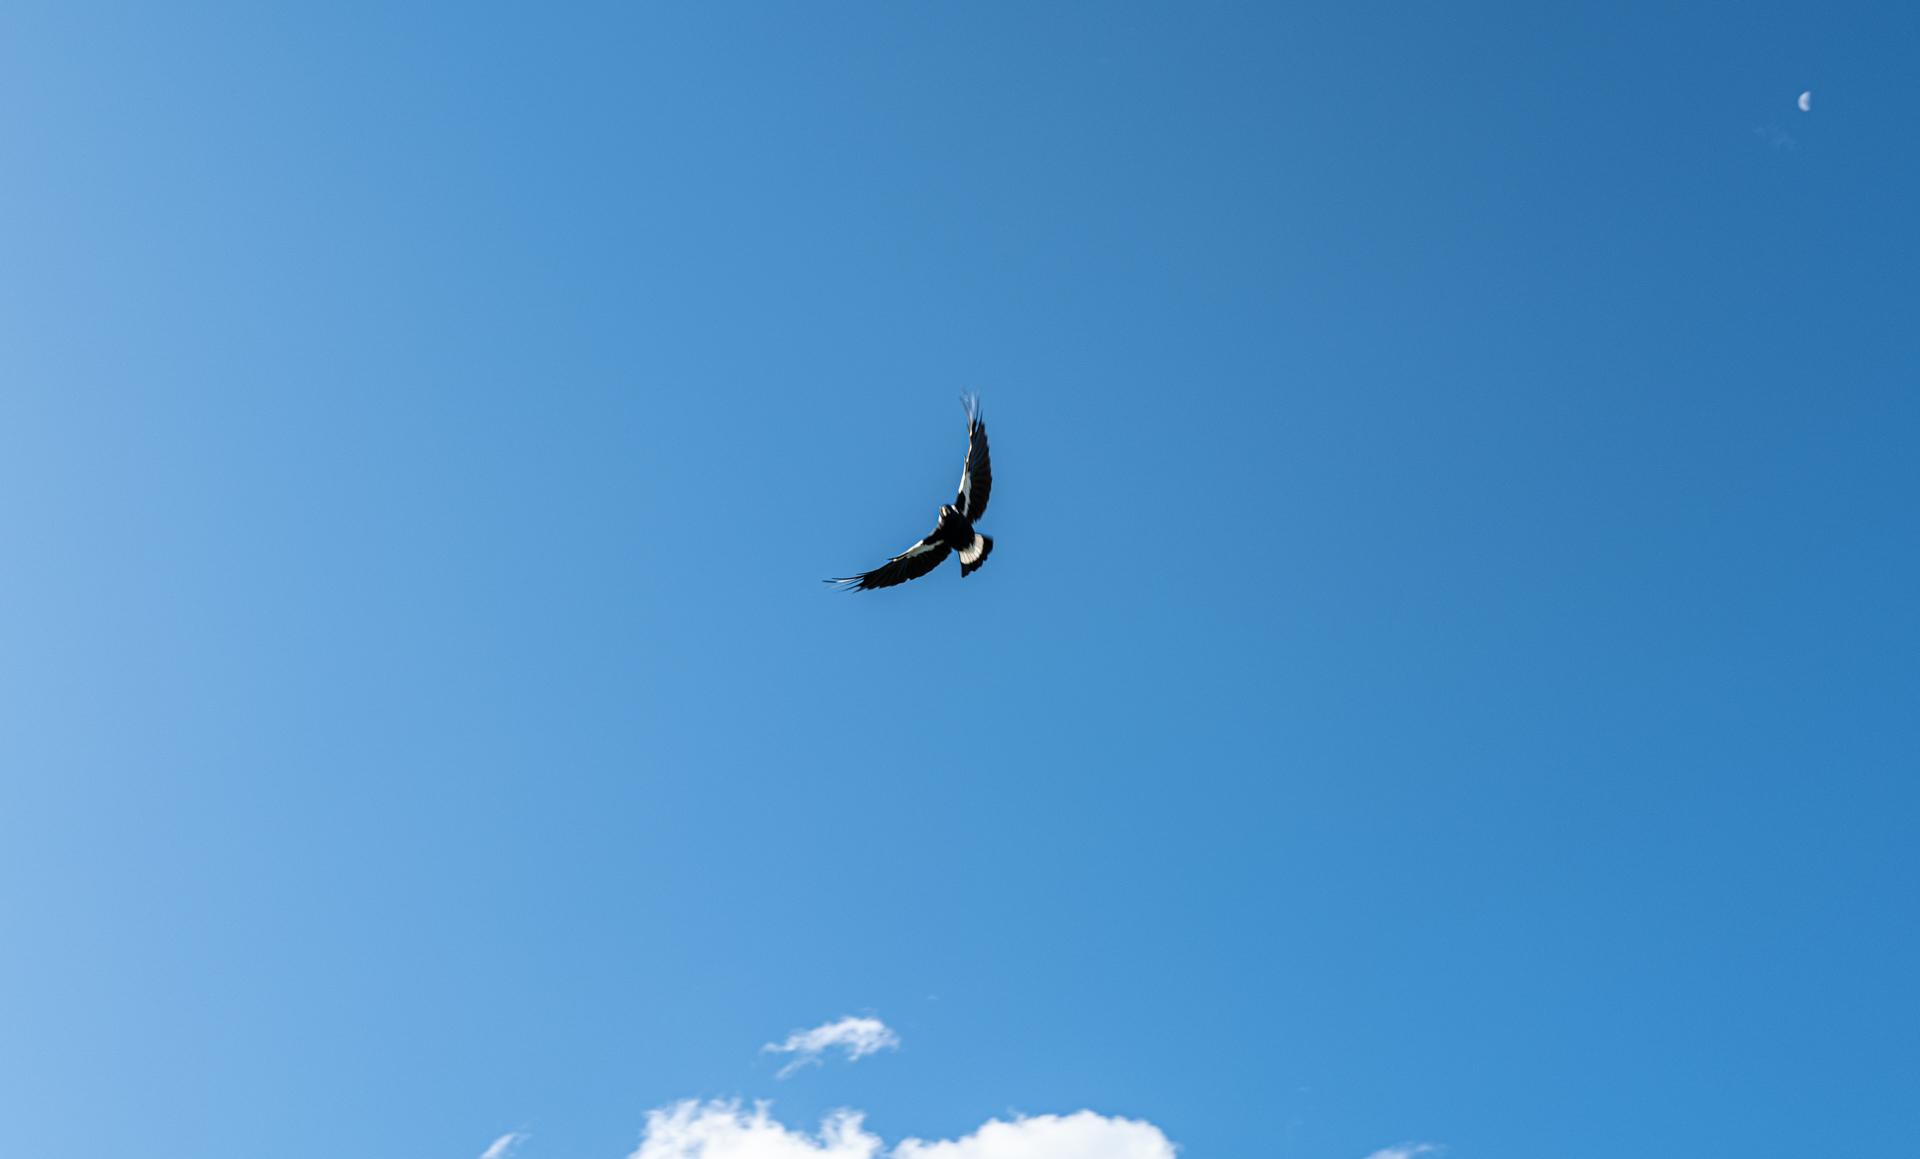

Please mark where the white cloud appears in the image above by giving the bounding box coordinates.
[893,1111,1177,1159]
[628,1102,1176,1159]
[1363,1145,1441,1159]
[763,1017,900,1078]
[481,1133,528,1159]
[633,1102,879,1159]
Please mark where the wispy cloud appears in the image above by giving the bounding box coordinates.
[763,1016,899,1078]
[629,1101,1175,1159]
[1363,1144,1442,1159]
[480,1133,529,1159]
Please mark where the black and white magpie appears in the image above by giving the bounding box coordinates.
[827,395,994,591]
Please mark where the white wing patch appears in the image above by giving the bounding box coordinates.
[902,540,940,557]
[958,534,988,564]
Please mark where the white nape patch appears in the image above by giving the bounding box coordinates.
[958,535,987,564]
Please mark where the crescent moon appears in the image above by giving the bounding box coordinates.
[1799,91,1812,111]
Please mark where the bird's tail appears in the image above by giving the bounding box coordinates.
[958,533,993,577]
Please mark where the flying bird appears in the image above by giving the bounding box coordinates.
[827,396,994,591]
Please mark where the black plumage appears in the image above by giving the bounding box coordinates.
[827,396,995,591]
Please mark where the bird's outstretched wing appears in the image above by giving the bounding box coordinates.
[955,394,991,521]
[826,536,952,591]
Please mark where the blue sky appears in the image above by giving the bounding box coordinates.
[1,1,1916,1157]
